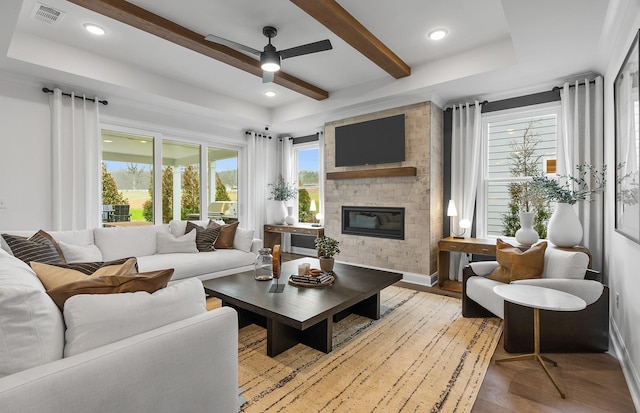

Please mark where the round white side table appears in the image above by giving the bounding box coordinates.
[493,284,586,399]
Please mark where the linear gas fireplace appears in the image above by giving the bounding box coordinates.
[342,206,405,240]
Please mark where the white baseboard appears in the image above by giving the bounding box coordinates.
[610,316,640,411]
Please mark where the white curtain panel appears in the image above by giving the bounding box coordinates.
[559,76,604,270]
[50,88,101,231]
[246,132,268,238]
[449,101,482,280]
[281,136,295,251]
[318,131,326,227]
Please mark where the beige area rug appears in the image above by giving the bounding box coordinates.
[233,286,502,413]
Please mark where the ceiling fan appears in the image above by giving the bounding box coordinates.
[205,26,332,83]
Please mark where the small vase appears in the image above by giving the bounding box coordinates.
[515,211,539,246]
[319,257,335,272]
[271,201,287,225]
[547,202,583,247]
[285,206,297,225]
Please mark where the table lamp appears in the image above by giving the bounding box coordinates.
[447,200,470,238]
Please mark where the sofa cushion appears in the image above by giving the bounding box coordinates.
[541,247,589,279]
[185,221,221,252]
[488,239,547,283]
[63,277,206,357]
[233,227,255,253]
[136,249,255,281]
[30,258,138,290]
[211,222,239,249]
[94,225,170,261]
[156,231,199,254]
[58,240,103,263]
[0,254,64,377]
[1,231,64,265]
[46,268,174,310]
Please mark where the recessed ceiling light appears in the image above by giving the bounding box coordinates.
[83,23,105,36]
[264,90,277,97]
[428,28,448,41]
[103,139,113,143]
[140,140,147,143]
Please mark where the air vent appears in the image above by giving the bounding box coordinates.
[31,2,65,25]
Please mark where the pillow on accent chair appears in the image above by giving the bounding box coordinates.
[1,230,64,265]
[46,267,173,310]
[62,277,205,357]
[156,230,199,254]
[185,221,222,252]
[210,221,239,249]
[488,239,547,283]
[31,257,138,290]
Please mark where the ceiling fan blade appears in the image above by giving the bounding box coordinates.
[204,34,261,55]
[279,39,332,59]
[262,71,274,83]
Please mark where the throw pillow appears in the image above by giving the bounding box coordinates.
[31,257,138,290]
[1,231,64,265]
[47,268,174,310]
[186,221,221,252]
[488,239,547,283]
[210,221,239,249]
[58,240,103,263]
[62,277,205,357]
[0,254,64,377]
[233,227,255,252]
[156,231,199,254]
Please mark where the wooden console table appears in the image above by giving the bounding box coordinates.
[437,237,591,291]
[263,224,324,251]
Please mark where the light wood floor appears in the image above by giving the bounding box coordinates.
[281,253,637,412]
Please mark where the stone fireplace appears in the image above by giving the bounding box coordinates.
[323,102,443,283]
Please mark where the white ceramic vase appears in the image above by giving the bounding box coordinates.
[547,202,583,247]
[515,211,539,246]
[285,206,297,225]
[271,201,287,225]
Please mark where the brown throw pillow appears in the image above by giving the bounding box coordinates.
[2,230,65,265]
[488,239,547,283]
[47,268,174,310]
[209,221,239,249]
[185,221,221,252]
[31,257,138,290]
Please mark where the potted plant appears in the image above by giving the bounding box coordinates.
[268,175,297,224]
[314,235,340,272]
[531,163,606,246]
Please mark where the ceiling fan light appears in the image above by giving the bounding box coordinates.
[261,50,281,72]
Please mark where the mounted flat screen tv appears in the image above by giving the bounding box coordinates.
[335,114,405,167]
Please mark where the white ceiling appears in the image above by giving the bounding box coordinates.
[0,0,620,135]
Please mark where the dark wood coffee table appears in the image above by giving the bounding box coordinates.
[202,258,402,357]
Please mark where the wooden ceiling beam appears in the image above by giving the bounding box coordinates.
[67,0,329,100]
[290,0,411,79]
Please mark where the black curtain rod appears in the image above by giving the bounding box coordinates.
[551,78,597,92]
[445,100,488,112]
[42,87,108,105]
[244,130,272,139]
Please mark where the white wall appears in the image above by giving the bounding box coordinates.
[604,2,640,408]
[0,73,52,230]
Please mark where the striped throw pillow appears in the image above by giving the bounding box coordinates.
[2,231,64,265]
[185,221,221,252]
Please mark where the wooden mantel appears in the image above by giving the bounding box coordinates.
[326,166,417,180]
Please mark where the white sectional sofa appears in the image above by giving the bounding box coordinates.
[1,219,263,282]
[0,220,261,412]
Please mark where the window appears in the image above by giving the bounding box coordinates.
[101,125,242,225]
[479,104,560,237]
[101,130,154,223]
[207,147,238,221]
[294,142,320,224]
